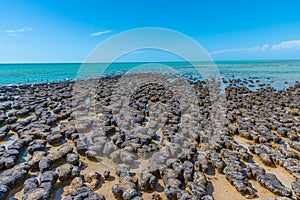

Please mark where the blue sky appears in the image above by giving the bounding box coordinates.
[1,0,300,63]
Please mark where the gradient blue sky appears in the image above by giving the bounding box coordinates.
[1,0,300,63]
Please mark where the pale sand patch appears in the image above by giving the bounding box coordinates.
[9,131,298,199]
[234,134,297,199]
[250,153,296,190]
[208,173,246,200]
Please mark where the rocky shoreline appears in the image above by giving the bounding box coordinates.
[0,74,299,200]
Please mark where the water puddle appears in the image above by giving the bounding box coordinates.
[0,134,18,148]
[84,98,90,105]
[20,150,29,163]
[54,188,63,200]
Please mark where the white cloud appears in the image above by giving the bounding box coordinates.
[6,27,32,37]
[210,40,300,56]
[6,33,18,37]
[272,40,300,50]
[210,46,261,55]
[91,30,111,37]
[6,30,16,33]
[262,44,270,51]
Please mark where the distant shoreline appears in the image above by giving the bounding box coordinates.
[1,59,300,65]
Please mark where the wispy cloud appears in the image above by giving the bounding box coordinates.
[272,40,300,50]
[91,30,111,37]
[262,44,270,51]
[210,40,300,55]
[210,46,261,55]
[6,27,32,37]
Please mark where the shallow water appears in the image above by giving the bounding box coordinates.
[20,150,29,163]
[0,61,299,89]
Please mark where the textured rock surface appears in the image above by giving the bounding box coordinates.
[0,76,299,200]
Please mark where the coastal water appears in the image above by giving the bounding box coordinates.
[0,61,299,89]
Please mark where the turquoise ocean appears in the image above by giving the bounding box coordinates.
[0,61,300,89]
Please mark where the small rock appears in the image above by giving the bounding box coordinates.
[40,171,58,185]
[38,158,50,173]
[0,185,10,199]
[63,177,84,196]
[22,188,49,200]
[24,178,39,194]
[104,171,111,180]
[46,132,63,145]
[56,164,80,181]
[66,153,80,166]
[292,181,300,199]
[86,150,97,160]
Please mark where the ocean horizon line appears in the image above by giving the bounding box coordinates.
[1,59,300,65]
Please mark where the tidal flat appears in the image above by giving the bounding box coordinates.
[0,73,299,200]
